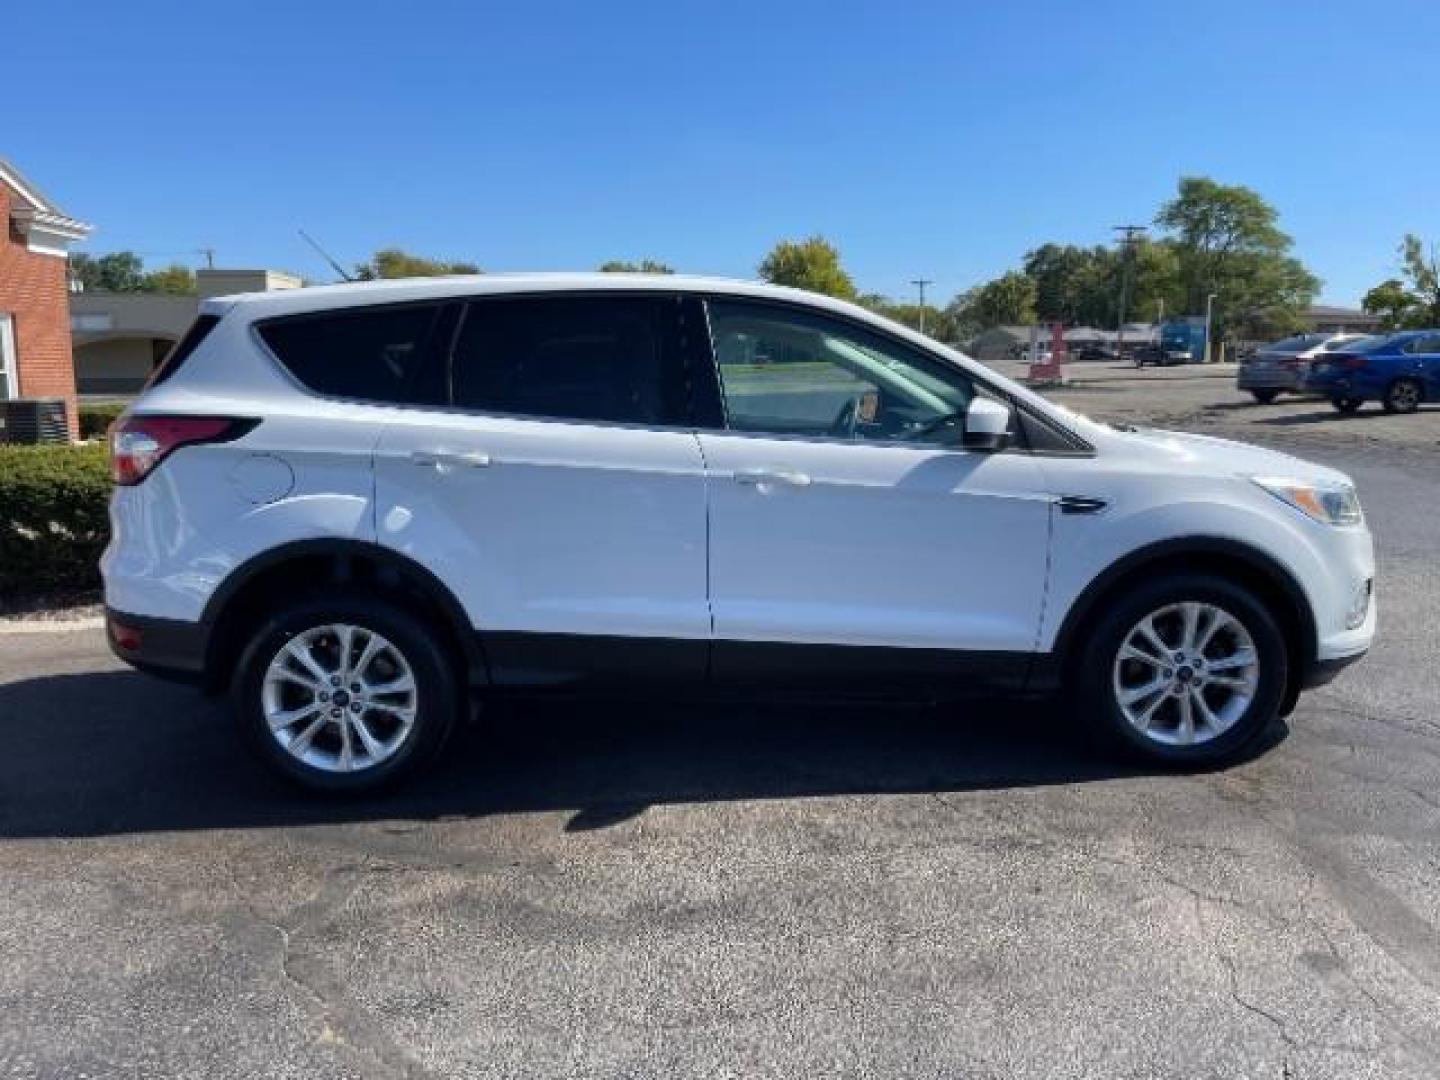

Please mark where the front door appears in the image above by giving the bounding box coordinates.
[374,293,710,686]
[696,298,1051,692]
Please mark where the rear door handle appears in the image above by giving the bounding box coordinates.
[410,449,492,469]
[734,467,811,488]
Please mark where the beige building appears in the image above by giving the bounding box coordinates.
[71,268,300,394]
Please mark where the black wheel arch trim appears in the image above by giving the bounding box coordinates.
[1050,535,1318,683]
[199,538,489,689]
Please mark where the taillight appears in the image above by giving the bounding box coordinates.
[1327,354,1368,371]
[110,415,257,485]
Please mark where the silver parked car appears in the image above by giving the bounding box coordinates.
[1237,333,1363,403]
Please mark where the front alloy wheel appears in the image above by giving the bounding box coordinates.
[1078,574,1287,766]
[1112,602,1258,747]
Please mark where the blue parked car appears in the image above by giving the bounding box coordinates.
[1305,329,1440,413]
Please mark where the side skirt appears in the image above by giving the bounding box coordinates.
[479,631,1049,700]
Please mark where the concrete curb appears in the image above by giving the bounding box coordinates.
[0,616,105,635]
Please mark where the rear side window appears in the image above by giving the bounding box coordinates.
[147,313,219,388]
[259,303,444,402]
[450,296,685,425]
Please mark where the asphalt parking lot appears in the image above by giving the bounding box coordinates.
[2,371,1437,1079]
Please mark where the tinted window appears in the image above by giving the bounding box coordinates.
[708,300,983,443]
[148,313,220,388]
[1344,334,1394,353]
[259,303,443,402]
[450,296,683,425]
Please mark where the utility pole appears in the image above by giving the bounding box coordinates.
[910,278,934,335]
[196,247,216,269]
[1204,292,1218,363]
[1112,225,1147,362]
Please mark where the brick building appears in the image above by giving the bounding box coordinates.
[1,158,91,435]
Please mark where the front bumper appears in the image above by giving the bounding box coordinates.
[106,608,209,685]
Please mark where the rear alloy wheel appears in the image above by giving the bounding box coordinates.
[234,595,458,793]
[1383,378,1422,414]
[1079,575,1287,766]
[1250,390,1279,405]
[1332,396,1363,414]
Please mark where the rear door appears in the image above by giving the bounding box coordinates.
[695,298,1052,693]
[373,292,710,686]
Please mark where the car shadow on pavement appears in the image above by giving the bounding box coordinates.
[0,670,1285,839]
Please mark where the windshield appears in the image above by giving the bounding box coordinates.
[1320,336,1362,351]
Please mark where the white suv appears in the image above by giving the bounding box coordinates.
[102,275,1376,792]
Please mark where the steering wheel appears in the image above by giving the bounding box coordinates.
[828,396,861,438]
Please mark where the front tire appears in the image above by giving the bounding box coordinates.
[1250,390,1279,404]
[1076,575,1288,767]
[232,593,460,794]
[1383,378,1422,414]
[1332,396,1363,414]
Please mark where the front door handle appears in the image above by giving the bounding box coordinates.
[410,449,492,470]
[734,467,811,488]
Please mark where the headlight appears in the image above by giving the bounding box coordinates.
[1252,476,1362,526]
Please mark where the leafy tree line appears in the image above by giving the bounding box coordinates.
[753,178,1323,344]
[1362,235,1440,329]
[69,252,199,295]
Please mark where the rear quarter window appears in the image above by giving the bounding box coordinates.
[258,303,445,402]
[147,313,220,388]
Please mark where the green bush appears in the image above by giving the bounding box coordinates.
[0,443,112,597]
[78,401,127,440]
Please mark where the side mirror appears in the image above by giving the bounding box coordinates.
[961,396,1011,452]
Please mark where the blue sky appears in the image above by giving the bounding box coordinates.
[9,0,1438,306]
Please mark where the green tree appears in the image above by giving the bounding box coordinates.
[856,294,957,341]
[949,271,1037,334]
[1154,177,1319,339]
[1362,278,1419,330]
[141,264,197,295]
[70,251,146,292]
[757,236,857,300]
[598,259,674,273]
[1362,235,1440,329]
[354,248,479,280]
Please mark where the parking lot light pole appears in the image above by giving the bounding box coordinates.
[1204,292,1218,363]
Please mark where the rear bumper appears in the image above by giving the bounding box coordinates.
[1237,368,1305,391]
[105,607,209,685]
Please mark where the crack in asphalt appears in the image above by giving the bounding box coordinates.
[225,858,436,1080]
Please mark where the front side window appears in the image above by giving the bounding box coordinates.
[1402,334,1440,355]
[707,300,982,443]
[450,296,684,425]
[259,304,443,402]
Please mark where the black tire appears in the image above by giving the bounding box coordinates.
[1075,574,1288,768]
[1250,390,1279,405]
[1382,378,1422,414]
[232,592,460,794]
[1332,396,1363,414]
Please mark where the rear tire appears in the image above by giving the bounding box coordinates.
[1075,574,1288,768]
[1383,378,1422,414]
[232,592,460,794]
[1332,396,1363,414]
[1250,390,1279,404]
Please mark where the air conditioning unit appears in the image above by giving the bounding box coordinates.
[0,397,70,444]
